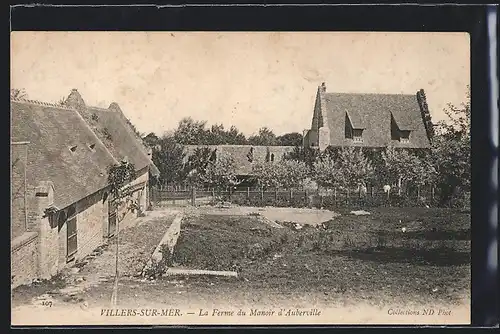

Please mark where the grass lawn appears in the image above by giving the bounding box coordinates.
[170,207,470,306]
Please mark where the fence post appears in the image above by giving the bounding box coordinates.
[212,188,215,202]
[346,188,350,206]
[275,188,278,201]
[304,189,308,207]
[229,187,232,202]
[289,188,293,203]
[191,187,196,206]
[431,186,435,202]
[320,195,324,208]
[247,187,250,200]
[260,188,264,204]
[334,188,337,206]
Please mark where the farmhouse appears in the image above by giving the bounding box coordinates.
[10,91,158,288]
[303,83,434,151]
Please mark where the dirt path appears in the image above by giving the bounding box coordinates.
[11,209,178,311]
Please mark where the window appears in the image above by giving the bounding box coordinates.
[399,130,411,143]
[66,205,77,261]
[352,129,363,143]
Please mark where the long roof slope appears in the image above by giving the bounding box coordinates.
[10,99,118,209]
[65,89,159,176]
[320,89,431,148]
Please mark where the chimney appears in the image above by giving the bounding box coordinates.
[34,181,59,279]
[65,88,86,111]
[416,89,435,140]
[320,82,326,93]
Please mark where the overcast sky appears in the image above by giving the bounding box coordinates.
[11,31,469,137]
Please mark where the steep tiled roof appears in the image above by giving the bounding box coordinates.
[323,92,430,148]
[10,99,118,209]
[184,145,296,176]
[86,107,151,172]
[65,89,155,175]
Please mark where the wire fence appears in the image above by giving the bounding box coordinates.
[150,185,470,209]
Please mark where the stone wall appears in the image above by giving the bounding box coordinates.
[10,143,28,240]
[11,232,38,289]
[57,189,108,267]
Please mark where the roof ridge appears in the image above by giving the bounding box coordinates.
[325,92,416,97]
[87,105,112,112]
[11,97,75,110]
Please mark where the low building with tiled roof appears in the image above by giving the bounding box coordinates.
[10,91,158,288]
[303,82,434,151]
[184,145,295,177]
[10,98,121,287]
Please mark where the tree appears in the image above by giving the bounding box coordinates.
[106,160,139,307]
[173,117,209,145]
[380,147,436,195]
[143,132,160,149]
[312,147,374,190]
[430,86,471,205]
[226,125,248,145]
[248,127,278,146]
[183,146,215,186]
[252,161,282,189]
[152,135,186,186]
[336,147,375,189]
[252,159,309,190]
[201,151,240,193]
[312,157,345,190]
[276,132,303,146]
[11,88,27,99]
[284,145,320,171]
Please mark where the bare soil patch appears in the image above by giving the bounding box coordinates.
[171,207,470,306]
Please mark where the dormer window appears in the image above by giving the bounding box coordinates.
[88,143,96,151]
[391,114,412,143]
[399,130,411,143]
[69,145,78,153]
[352,129,364,143]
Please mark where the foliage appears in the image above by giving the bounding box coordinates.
[143,132,160,149]
[252,160,308,190]
[10,88,28,100]
[248,127,277,146]
[151,134,186,185]
[379,147,437,196]
[107,160,137,200]
[183,146,215,186]
[313,147,374,190]
[283,145,320,171]
[430,86,471,205]
[174,117,209,145]
[200,151,240,191]
[276,132,303,146]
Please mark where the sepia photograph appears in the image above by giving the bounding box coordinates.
[10,31,471,325]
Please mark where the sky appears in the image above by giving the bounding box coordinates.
[11,31,470,137]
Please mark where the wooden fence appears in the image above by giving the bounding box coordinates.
[149,185,462,209]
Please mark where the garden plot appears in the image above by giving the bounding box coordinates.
[169,208,470,306]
